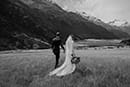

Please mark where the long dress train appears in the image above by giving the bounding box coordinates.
[49,35,76,76]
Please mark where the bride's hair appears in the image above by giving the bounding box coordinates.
[71,34,76,41]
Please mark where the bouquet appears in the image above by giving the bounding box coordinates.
[71,54,80,64]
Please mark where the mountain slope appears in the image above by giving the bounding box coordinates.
[108,20,130,36]
[80,12,130,39]
[121,25,130,35]
[0,0,118,50]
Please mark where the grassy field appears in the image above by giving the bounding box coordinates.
[75,39,121,48]
[0,47,130,87]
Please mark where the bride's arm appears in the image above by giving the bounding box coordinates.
[72,49,76,57]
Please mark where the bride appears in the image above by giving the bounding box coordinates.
[49,35,78,76]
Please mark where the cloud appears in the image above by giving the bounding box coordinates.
[93,0,130,22]
[53,0,130,23]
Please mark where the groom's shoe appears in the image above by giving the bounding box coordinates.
[54,65,58,69]
[54,66,57,69]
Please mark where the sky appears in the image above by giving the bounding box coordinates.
[53,0,130,23]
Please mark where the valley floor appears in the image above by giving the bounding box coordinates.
[0,47,130,87]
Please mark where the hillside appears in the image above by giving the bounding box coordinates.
[80,12,130,39]
[108,19,130,36]
[0,0,118,50]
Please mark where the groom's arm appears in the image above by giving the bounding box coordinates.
[51,38,55,50]
[60,40,65,53]
[61,44,65,53]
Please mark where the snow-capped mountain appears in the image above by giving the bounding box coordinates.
[79,12,130,39]
[108,19,130,36]
[1,0,119,50]
[80,12,103,23]
[108,19,130,26]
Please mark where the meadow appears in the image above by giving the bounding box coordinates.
[0,40,130,87]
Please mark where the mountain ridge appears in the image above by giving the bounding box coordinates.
[79,12,130,39]
[0,0,118,50]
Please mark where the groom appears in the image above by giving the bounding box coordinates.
[51,32,65,68]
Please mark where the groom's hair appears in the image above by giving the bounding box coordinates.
[56,32,60,36]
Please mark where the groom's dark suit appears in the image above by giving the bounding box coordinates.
[52,34,65,68]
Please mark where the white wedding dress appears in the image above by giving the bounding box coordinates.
[49,35,76,76]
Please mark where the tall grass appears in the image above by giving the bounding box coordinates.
[0,50,130,87]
